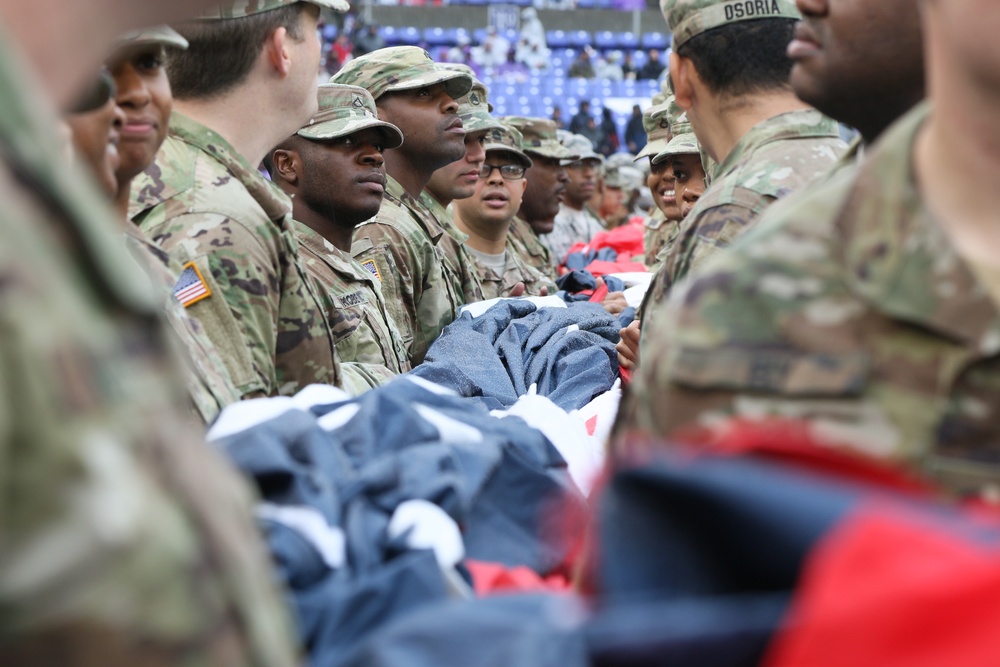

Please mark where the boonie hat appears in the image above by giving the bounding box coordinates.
[483,126,533,169]
[200,0,350,19]
[331,46,473,102]
[297,84,404,149]
[661,0,800,50]
[502,116,579,161]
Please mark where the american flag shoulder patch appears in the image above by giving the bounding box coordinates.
[361,258,381,282]
[173,261,212,308]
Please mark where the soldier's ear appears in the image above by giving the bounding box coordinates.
[272,149,300,186]
[671,52,697,113]
[265,26,293,77]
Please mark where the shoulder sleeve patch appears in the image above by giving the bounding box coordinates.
[172,261,212,308]
[360,258,381,283]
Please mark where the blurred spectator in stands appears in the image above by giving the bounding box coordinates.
[352,24,385,57]
[637,48,666,80]
[328,32,352,74]
[625,104,646,153]
[568,48,596,79]
[569,100,592,134]
[552,106,565,129]
[497,47,529,81]
[446,33,472,65]
[622,51,638,79]
[474,26,510,70]
[519,41,551,73]
[598,107,620,156]
[519,7,546,49]
[596,51,625,81]
[516,7,550,71]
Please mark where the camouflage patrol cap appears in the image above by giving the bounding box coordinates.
[652,129,701,163]
[502,116,578,161]
[662,0,800,50]
[330,46,472,102]
[604,165,645,192]
[634,102,673,161]
[200,0,350,19]
[296,84,404,148]
[606,151,638,170]
[558,131,605,166]
[483,126,533,169]
[115,26,189,50]
[439,64,503,134]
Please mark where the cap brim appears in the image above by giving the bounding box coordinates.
[461,111,504,134]
[635,138,671,161]
[485,145,533,169]
[651,133,700,163]
[298,117,404,149]
[115,27,189,50]
[382,69,472,102]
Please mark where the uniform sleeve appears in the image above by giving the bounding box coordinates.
[166,212,284,398]
[614,222,874,451]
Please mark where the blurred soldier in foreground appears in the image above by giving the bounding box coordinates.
[452,126,556,299]
[0,0,300,662]
[268,83,412,381]
[614,0,1000,497]
[332,46,473,366]
[131,0,351,398]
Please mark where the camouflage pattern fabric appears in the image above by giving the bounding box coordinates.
[200,0,350,19]
[542,204,607,266]
[617,104,1000,493]
[351,175,465,366]
[294,220,411,380]
[501,116,579,161]
[643,207,682,270]
[420,190,485,304]
[0,26,298,664]
[661,0,800,49]
[645,109,846,308]
[471,241,558,300]
[331,46,471,101]
[130,113,341,398]
[509,215,558,281]
[122,222,241,423]
[298,83,403,147]
[634,101,674,162]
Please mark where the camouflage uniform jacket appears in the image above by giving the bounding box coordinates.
[618,104,1000,491]
[541,203,606,266]
[294,220,411,381]
[420,189,485,304]
[473,239,559,300]
[351,175,464,365]
[131,113,340,398]
[646,109,845,307]
[509,215,558,281]
[643,208,682,271]
[0,29,297,664]
[123,222,240,423]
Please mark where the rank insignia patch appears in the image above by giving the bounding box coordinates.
[173,261,212,307]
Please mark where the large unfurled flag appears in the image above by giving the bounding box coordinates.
[173,261,212,307]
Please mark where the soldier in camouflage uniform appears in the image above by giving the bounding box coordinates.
[332,47,473,366]
[453,126,557,299]
[541,131,607,265]
[643,0,846,307]
[131,0,357,398]
[501,116,579,281]
[268,84,412,381]
[0,0,299,662]
[614,0,1000,496]
[635,100,683,269]
[421,65,504,303]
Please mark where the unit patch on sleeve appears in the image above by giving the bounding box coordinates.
[173,261,212,307]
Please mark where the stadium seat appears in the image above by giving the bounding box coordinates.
[547,30,571,49]
[569,30,592,49]
[616,31,640,50]
[594,31,617,51]
[641,32,670,50]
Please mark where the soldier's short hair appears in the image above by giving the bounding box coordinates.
[677,18,796,98]
[168,2,309,100]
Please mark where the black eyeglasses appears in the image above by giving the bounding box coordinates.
[478,163,525,180]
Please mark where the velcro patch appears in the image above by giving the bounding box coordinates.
[173,261,212,307]
[341,291,368,307]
